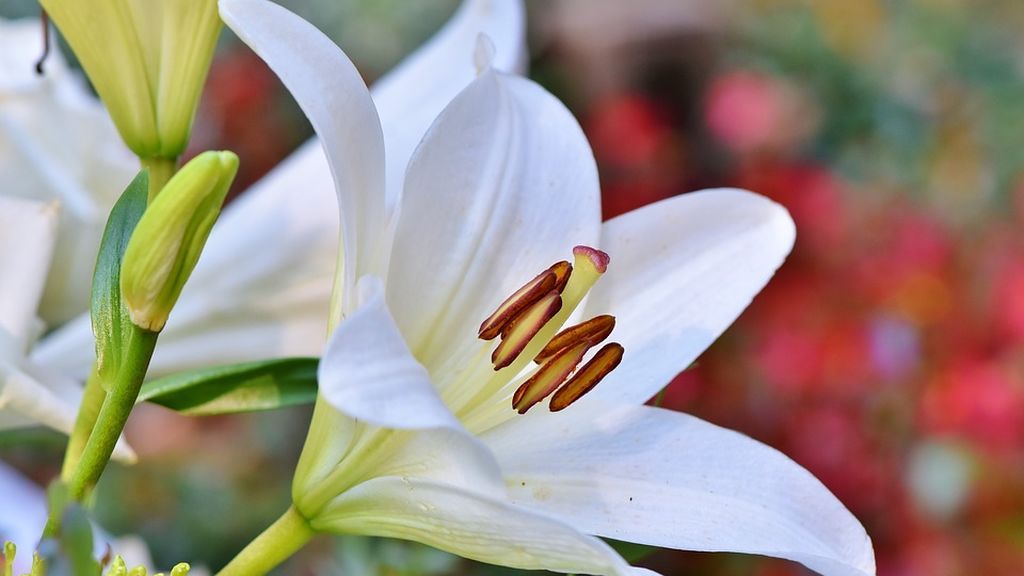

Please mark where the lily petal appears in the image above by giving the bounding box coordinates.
[313,476,635,576]
[303,277,507,515]
[0,461,46,573]
[0,196,58,350]
[0,365,77,434]
[388,70,601,382]
[319,276,457,431]
[373,0,526,222]
[0,362,136,462]
[484,403,875,576]
[583,188,795,404]
[220,0,386,319]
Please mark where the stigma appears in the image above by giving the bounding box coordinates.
[478,246,624,413]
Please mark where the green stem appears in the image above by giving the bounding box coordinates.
[60,365,107,481]
[216,507,315,576]
[141,156,177,203]
[44,327,158,536]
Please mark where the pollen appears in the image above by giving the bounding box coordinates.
[512,339,591,413]
[478,261,567,340]
[550,343,624,411]
[535,315,615,364]
[491,291,563,370]
[477,246,624,414]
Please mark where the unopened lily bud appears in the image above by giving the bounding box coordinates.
[121,151,238,331]
[39,0,221,159]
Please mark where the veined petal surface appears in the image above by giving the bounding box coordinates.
[583,188,796,405]
[313,476,635,576]
[319,277,457,431]
[387,70,601,384]
[220,0,386,319]
[484,403,875,576]
[373,0,525,223]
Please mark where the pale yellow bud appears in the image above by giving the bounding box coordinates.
[120,151,238,331]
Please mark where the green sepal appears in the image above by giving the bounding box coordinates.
[138,358,319,416]
[91,171,150,389]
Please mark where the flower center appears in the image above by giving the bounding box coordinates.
[477,246,623,414]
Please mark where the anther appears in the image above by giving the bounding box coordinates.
[512,339,591,414]
[534,315,615,364]
[491,291,562,370]
[550,260,572,293]
[479,260,570,340]
[549,343,624,411]
[35,12,51,76]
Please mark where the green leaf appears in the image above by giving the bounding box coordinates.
[138,358,319,415]
[604,538,659,564]
[91,171,149,387]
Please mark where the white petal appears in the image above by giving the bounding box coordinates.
[26,315,92,381]
[0,20,136,324]
[484,404,875,576]
[0,364,76,434]
[0,196,58,350]
[0,361,135,463]
[372,0,525,222]
[388,70,601,380]
[313,476,634,576]
[0,461,47,573]
[319,277,457,431]
[220,0,386,318]
[584,188,795,404]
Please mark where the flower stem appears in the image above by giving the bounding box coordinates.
[44,327,158,536]
[60,364,106,480]
[141,156,177,203]
[216,506,315,576]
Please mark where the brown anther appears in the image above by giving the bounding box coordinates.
[479,270,557,340]
[512,339,591,414]
[491,291,562,370]
[550,260,573,293]
[36,12,51,76]
[534,314,615,364]
[549,342,624,411]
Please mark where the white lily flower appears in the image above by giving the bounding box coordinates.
[0,17,136,325]
[0,196,133,462]
[218,1,875,575]
[32,0,526,378]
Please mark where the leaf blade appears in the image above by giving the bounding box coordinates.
[138,357,319,415]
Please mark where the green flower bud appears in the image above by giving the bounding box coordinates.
[39,0,221,159]
[121,151,238,331]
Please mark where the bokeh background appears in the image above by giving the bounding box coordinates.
[3,0,1024,574]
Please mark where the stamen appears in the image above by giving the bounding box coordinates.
[512,339,590,414]
[478,261,569,340]
[491,291,562,370]
[534,315,615,364]
[550,260,573,293]
[35,12,51,76]
[465,245,623,422]
[549,343,624,411]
